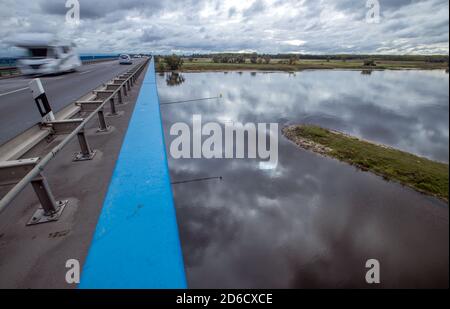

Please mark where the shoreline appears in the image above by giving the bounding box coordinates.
[157,60,449,73]
[160,67,449,73]
[282,125,449,202]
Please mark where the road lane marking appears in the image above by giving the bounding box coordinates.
[46,76,65,80]
[79,70,93,75]
[0,87,28,97]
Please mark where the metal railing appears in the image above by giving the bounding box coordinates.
[0,58,149,221]
[81,57,119,65]
[0,66,19,77]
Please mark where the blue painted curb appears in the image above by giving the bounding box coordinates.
[79,59,187,289]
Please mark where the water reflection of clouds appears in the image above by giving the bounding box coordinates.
[158,71,449,288]
[159,70,448,162]
[166,140,448,288]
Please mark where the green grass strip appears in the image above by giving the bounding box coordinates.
[171,60,449,72]
[283,125,449,201]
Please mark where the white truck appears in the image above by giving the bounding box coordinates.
[15,36,82,75]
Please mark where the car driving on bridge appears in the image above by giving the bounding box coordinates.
[119,54,133,65]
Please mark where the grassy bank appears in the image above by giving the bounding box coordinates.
[161,58,449,72]
[283,125,449,201]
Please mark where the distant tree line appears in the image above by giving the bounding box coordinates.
[153,53,449,71]
[212,54,246,63]
[186,53,449,63]
[211,53,273,64]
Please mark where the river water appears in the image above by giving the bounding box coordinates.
[157,70,449,288]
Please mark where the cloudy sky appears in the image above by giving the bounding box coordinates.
[0,0,448,56]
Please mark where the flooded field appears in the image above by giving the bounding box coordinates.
[158,70,449,288]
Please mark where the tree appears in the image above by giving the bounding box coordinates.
[157,62,165,72]
[363,59,376,66]
[288,55,298,65]
[263,56,271,64]
[237,55,245,63]
[165,54,184,70]
[250,53,258,64]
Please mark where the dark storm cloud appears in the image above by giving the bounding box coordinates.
[243,0,266,17]
[228,7,237,18]
[40,0,164,19]
[335,0,416,12]
[141,32,165,43]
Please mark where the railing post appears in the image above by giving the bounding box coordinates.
[109,97,118,115]
[97,109,110,132]
[118,90,123,104]
[122,84,128,96]
[74,129,96,161]
[27,173,69,226]
[31,176,58,215]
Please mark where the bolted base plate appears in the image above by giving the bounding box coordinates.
[26,200,69,226]
[97,125,111,133]
[106,111,124,117]
[73,150,97,162]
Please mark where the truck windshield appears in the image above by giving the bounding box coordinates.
[27,48,48,58]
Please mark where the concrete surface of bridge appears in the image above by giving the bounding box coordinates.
[0,58,165,288]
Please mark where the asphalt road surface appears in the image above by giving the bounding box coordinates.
[0,59,145,145]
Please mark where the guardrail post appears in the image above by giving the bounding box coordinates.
[122,84,128,96]
[74,129,96,161]
[31,176,58,215]
[27,173,68,226]
[109,97,118,115]
[118,90,123,104]
[97,109,110,132]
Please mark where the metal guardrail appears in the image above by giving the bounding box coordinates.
[81,57,119,65]
[0,66,20,77]
[0,58,149,222]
